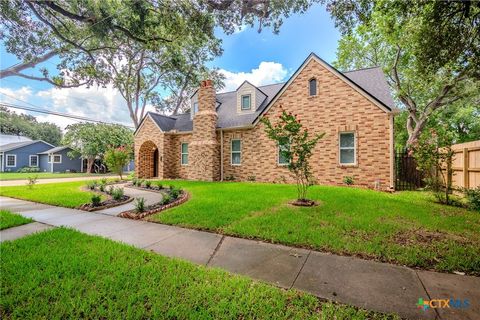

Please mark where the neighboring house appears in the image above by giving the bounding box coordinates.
[134,53,397,190]
[0,140,54,172]
[0,134,32,145]
[38,146,83,173]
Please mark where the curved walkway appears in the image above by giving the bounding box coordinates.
[96,184,162,216]
[0,175,121,187]
[0,194,478,320]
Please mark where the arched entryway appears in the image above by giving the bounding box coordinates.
[138,140,159,178]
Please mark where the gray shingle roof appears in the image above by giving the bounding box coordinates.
[39,146,71,154]
[143,59,394,133]
[0,140,41,152]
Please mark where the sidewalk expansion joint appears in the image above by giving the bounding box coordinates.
[206,235,225,266]
[415,270,442,320]
[290,250,311,290]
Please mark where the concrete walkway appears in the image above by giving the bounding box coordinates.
[96,184,162,215]
[0,196,478,320]
[0,175,120,187]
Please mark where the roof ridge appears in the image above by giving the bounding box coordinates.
[217,81,286,96]
[147,111,177,120]
[343,65,381,73]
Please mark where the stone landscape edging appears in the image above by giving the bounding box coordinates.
[119,191,189,220]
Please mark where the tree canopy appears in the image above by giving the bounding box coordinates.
[0,106,62,145]
[328,0,480,146]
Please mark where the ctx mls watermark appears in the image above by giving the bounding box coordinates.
[417,298,470,311]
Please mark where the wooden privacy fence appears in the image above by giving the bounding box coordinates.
[450,140,480,189]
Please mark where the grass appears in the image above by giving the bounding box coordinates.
[0,181,104,208]
[0,172,114,181]
[0,228,397,319]
[0,210,32,230]
[148,181,480,275]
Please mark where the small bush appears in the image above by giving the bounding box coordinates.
[247,175,256,182]
[155,181,163,189]
[169,185,175,190]
[26,176,38,189]
[17,166,40,173]
[111,187,124,201]
[91,194,102,207]
[127,171,135,179]
[135,197,146,213]
[161,194,171,205]
[86,181,97,190]
[137,179,144,187]
[107,185,114,195]
[100,178,108,185]
[145,180,152,189]
[464,187,480,211]
[224,175,235,181]
[131,178,138,186]
[99,183,106,192]
[343,176,354,185]
[169,187,181,200]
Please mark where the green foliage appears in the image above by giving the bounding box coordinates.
[161,194,171,205]
[134,197,146,213]
[0,107,62,145]
[464,187,480,212]
[98,182,106,193]
[104,146,132,179]
[169,187,181,200]
[91,194,102,207]
[343,176,354,185]
[86,181,97,190]
[411,127,455,205]
[261,110,324,200]
[0,210,32,230]
[111,188,124,201]
[144,180,152,189]
[62,123,133,173]
[26,176,37,189]
[17,166,40,173]
[107,185,114,195]
[155,181,163,189]
[247,175,256,182]
[224,174,235,181]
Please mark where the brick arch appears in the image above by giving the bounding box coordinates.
[137,140,159,178]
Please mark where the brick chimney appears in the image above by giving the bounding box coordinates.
[188,80,219,181]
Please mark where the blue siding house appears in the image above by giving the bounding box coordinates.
[0,140,54,172]
[38,146,83,173]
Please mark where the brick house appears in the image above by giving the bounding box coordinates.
[134,53,397,190]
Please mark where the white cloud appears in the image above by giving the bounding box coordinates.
[0,86,33,114]
[219,61,288,92]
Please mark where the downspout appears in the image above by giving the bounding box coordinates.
[50,153,53,173]
[389,114,395,190]
[0,152,3,172]
[220,129,224,181]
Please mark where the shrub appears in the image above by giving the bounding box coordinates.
[247,175,256,182]
[99,183,106,192]
[104,145,132,179]
[17,166,40,173]
[26,175,38,189]
[100,178,108,185]
[464,187,480,211]
[107,185,114,195]
[161,194,171,205]
[155,181,163,189]
[111,187,124,201]
[91,194,102,207]
[145,180,152,189]
[343,176,354,185]
[86,181,97,190]
[135,197,146,213]
[169,187,180,200]
[224,175,235,181]
[137,179,144,187]
[132,178,138,186]
[127,171,135,179]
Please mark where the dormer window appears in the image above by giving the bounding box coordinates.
[309,78,317,96]
[241,94,251,110]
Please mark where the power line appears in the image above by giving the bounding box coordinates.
[0,94,134,128]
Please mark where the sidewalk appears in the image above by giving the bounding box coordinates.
[0,195,478,320]
[0,175,120,187]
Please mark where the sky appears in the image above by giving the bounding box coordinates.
[0,3,340,131]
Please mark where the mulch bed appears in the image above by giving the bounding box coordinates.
[289,199,318,207]
[78,195,133,212]
[119,191,189,219]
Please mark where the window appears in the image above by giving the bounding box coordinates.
[278,142,290,165]
[48,155,62,163]
[241,94,251,110]
[309,78,317,96]
[339,132,356,165]
[181,143,189,165]
[193,102,199,114]
[6,154,16,167]
[231,139,241,165]
[29,155,39,167]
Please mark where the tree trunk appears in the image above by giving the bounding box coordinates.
[86,157,95,173]
[406,116,427,147]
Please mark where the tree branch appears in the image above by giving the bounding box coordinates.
[0,51,58,79]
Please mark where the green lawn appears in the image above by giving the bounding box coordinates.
[0,181,104,208]
[0,228,396,319]
[0,172,113,181]
[0,210,32,230]
[148,181,480,275]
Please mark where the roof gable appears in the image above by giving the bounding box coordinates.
[0,140,54,153]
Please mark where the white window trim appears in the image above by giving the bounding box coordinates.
[5,154,16,167]
[180,143,189,166]
[29,155,39,167]
[240,94,251,110]
[339,131,357,166]
[277,143,290,166]
[48,154,62,164]
[230,139,242,166]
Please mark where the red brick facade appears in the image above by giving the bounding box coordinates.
[135,57,394,189]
